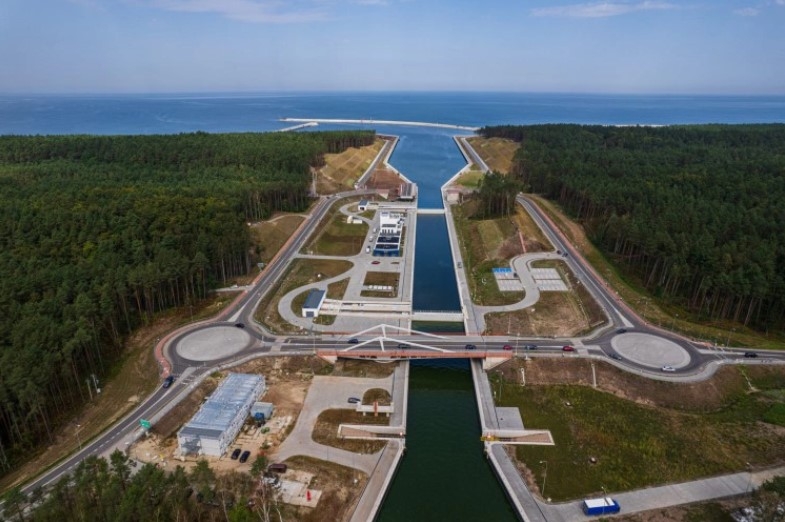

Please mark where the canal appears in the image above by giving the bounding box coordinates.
[375,129,517,520]
[376,360,517,521]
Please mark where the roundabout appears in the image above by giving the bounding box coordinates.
[176,326,255,362]
[611,332,692,369]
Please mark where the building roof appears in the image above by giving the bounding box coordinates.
[359,199,369,206]
[303,288,326,310]
[180,373,264,438]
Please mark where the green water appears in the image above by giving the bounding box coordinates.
[377,360,517,521]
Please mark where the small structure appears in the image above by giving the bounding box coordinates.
[302,289,327,318]
[398,182,417,201]
[358,199,369,211]
[178,373,265,457]
[250,401,275,422]
[379,211,404,235]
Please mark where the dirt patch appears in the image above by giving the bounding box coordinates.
[317,138,385,194]
[362,388,391,405]
[331,360,397,378]
[279,455,368,522]
[365,167,404,194]
[312,409,389,454]
[493,358,755,412]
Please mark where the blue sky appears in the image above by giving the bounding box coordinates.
[1,0,784,94]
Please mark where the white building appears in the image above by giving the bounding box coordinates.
[177,373,265,457]
[302,288,327,318]
[379,211,404,235]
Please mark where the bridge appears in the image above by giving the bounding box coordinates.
[316,349,512,370]
[411,310,465,322]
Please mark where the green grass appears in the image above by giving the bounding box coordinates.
[497,378,785,501]
[307,214,368,256]
[456,169,484,188]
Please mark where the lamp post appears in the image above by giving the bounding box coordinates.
[727,328,735,348]
[539,460,548,498]
[75,424,83,452]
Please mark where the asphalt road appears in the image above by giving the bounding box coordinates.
[15,188,785,500]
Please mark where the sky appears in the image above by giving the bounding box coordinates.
[1,0,784,94]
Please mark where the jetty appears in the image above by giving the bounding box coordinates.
[280,117,479,132]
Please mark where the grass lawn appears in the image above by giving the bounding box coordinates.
[493,362,785,501]
[312,409,389,454]
[255,258,352,333]
[455,168,484,188]
[251,214,306,264]
[528,195,785,349]
[317,137,385,193]
[331,360,397,378]
[302,199,368,256]
[360,271,399,297]
[466,136,519,174]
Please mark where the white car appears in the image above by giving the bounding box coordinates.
[661,365,676,372]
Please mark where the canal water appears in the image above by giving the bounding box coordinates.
[377,360,517,522]
[377,130,516,519]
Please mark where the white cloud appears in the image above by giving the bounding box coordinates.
[142,0,328,23]
[734,7,760,15]
[531,1,678,18]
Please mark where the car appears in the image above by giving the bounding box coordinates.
[397,343,408,350]
[523,344,537,350]
[234,322,245,328]
[610,353,623,361]
[162,375,175,389]
[230,448,242,460]
[348,397,361,404]
[502,344,513,351]
[616,328,627,334]
[372,260,381,265]
[348,338,359,344]
[744,352,758,358]
[465,344,477,350]
[239,450,251,463]
[562,345,575,352]
[661,365,676,372]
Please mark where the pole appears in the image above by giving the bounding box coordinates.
[539,460,548,498]
[75,424,82,451]
[86,379,93,401]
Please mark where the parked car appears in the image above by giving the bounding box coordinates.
[239,450,251,463]
[372,260,381,265]
[162,375,175,389]
[234,322,245,328]
[348,397,361,404]
[502,344,513,351]
[523,344,537,350]
[562,345,575,352]
[230,448,242,460]
[744,352,759,358]
[661,365,676,372]
[465,344,477,350]
[610,353,623,361]
[348,338,360,344]
[267,463,288,473]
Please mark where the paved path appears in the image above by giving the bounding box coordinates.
[273,374,393,474]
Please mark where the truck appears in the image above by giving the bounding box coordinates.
[581,497,620,516]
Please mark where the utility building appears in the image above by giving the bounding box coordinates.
[302,288,327,318]
[177,373,265,457]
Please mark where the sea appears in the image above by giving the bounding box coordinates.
[2,92,785,136]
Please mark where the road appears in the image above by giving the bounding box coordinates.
[14,183,785,504]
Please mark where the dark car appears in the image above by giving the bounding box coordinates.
[610,353,623,361]
[744,352,758,358]
[397,343,408,350]
[348,397,361,404]
[348,338,360,344]
[502,344,513,351]
[562,345,575,352]
[234,322,245,328]
[617,328,627,334]
[523,344,537,350]
[230,448,242,460]
[162,375,175,389]
[465,344,477,350]
[239,450,251,463]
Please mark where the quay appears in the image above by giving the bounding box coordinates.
[280,117,479,132]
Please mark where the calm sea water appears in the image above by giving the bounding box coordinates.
[2,92,785,136]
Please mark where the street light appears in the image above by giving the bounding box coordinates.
[539,460,548,498]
